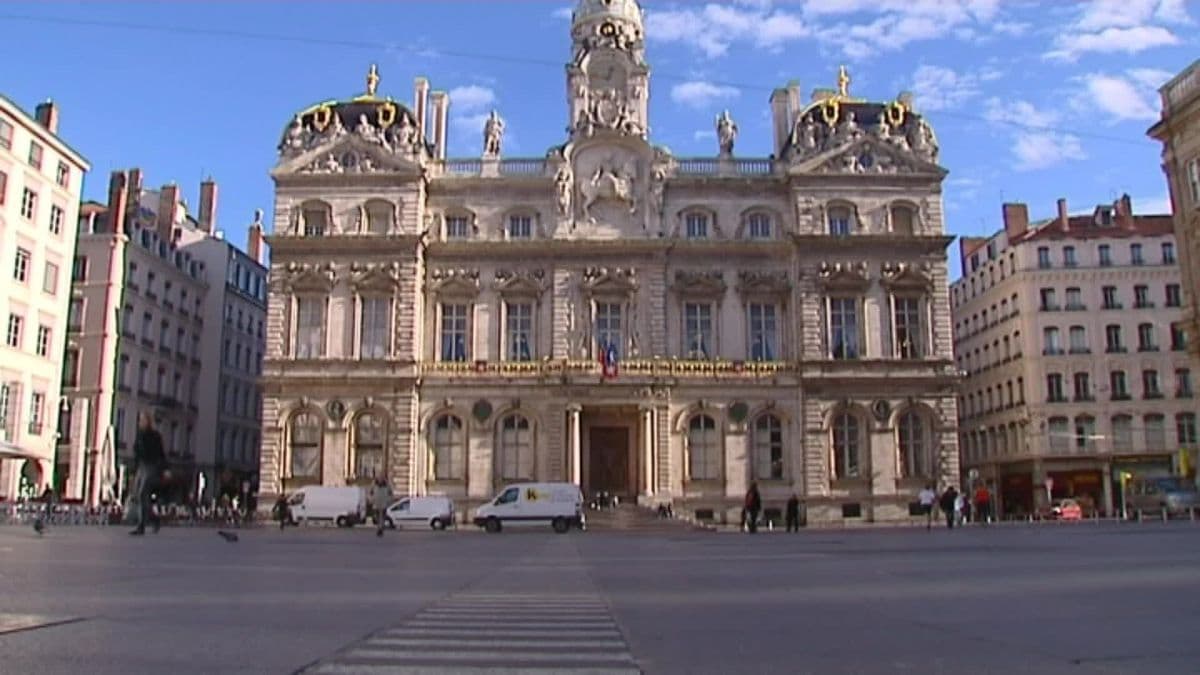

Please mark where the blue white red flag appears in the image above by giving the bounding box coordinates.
[599,340,619,379]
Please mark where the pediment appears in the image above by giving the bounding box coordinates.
[737,270,791,297]
[350,261,404,292]
[791,137,945,177]
[816,261,870,290]
[880,261,934,291]
[493,269,548,296]
[283,262,337,292]
[429,268,480,296]
[274,135,423,177]
[671,270,726,297]
[582,266,637,294]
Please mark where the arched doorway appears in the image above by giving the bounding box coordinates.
[19,459,43,498]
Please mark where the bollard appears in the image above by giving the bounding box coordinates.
[1162,507,1169,522]
[1137,509,1143,522]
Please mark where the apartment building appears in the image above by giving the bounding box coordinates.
[0,97,89,500]
[952,196,1194,517]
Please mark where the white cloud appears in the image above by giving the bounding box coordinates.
[1128,68,1174,90]
[1132,193,1173,214]
[646,3,809,58]
[693,129,717,142]
[798,0,1005,58]
[1012,132,1086,171]
[983,98,1059,129]
[1074,0,1191,31]
[447,85,495,112]
[1045,24,1180,61]
[1081,73,1161,122]
[551,6,573,20]
[670,80,740,109]
[909,64,981,112]
[447,85,498,151]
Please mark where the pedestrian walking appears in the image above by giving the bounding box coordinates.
[954,491,966,526]
[744,482,762,534]
[939,486,958,529]
[33,485,55,535]
[130,411,167,536]
[369,477,393,537]
[917,484,937,530]
[785,494,800,533]
[974,484,992,526]
[273,494,291,530]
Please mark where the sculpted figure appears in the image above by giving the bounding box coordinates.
[648,168,666,221]
[716,110,738,155]
[282,116,308,155]
[324,113,346,142]
[873,112,891,141]
[322,153,342,173]
[835,111,860,146]
[555,165,574,217]
[483,110,505,158]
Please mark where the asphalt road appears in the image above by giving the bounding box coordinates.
[1,521,1198,674]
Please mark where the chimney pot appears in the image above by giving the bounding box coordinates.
[157,184,181,241]
[769,88,791,155]
[199,178,218,234]
[414,77,430,144]
[106,170,129,236]
[1002,202,1029,239]
[431,91,449,161]
[34,100,59,134]
[1056,198,1069,231]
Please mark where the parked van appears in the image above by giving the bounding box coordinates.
[384,496,456,530]
[1125,476,1199,516]
[474,482,585,534]
[287,486,367,527]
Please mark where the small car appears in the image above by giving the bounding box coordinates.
[384,495,456,531]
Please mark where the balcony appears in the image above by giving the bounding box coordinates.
[1111,393,1131,401]
[1138,345,1160,353]
[421,358,795,379]
[1065,303,1087,311]
[1177,389,1194,399]
[1042,347,1064,356]
[1068,347,1091,355]
[1040,304,1060,312]
[1144,391,1165,400]
[1103,303,1123,310]
[1105,345,1126,354]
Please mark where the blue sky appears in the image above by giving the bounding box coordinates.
[1,0,1195,279]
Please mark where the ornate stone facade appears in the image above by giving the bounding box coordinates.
[259,0,959,524]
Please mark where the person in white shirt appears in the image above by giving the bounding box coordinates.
[918,485,937,530]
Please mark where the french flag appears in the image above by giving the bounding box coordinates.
[598,340,619,380]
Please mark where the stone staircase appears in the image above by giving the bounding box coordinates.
[584,504,714,533]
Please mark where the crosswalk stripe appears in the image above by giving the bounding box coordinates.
[344,649,636,663]
[307,665,640,675]
[363,638,630,649]
[405,621,617,630]
[379,629,623,639]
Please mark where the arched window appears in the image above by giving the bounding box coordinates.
[300,200,332,236]
[832,411,862,479]
[752,414,783,480]
[687,415,720,480]
[745,212,772,239]
[431,414,465,480]
[890,203,916,235]
[828,205,853,236]
[364,199,393,234]
[289,412,322,480]
[353,413,385,479]
[684,211,710,239]
[497,414,533,481]
[898,410,929,479]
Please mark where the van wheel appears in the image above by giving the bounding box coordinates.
[484,518,502,533]
[430,518,446,531]
[552,517,569,534]
[335,516,349,528]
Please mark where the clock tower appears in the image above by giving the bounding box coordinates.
[566,0,649,141]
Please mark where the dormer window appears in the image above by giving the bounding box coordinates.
[301,201,331,237]
[507,214,532,239]
[746,213,771,239]
[828,206,852,236]
[445,215,471,239]
[685,212,709,239]
[889,204,915,235]
[364,200,393,234]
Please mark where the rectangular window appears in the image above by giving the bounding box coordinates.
[56,161,70,188]
[28,141,43,169]
[439,303,470,361]
[140,312,152,341]
[36,325,50,357]
[505,302,534,361]
[359,296,392,359]
[1065,287,1083,310]
[1037,247,1051,268]
[595,302,622,356]
[302,207,327,236]
[1172,323,1188,351]
[116,355,129,388]
[1105,324,1123,352]
[295,297,326,358]
[49,205,64,235]
[1046,373,1065,402]
[43,261,58,295]
[1166,283,1182,308]
[685,213,709,239]
[0,170,7,205]
[1134,285,1151,308]
[1062,246,1077,267]
[828,298,859,359]
[1073,372,1091,400]
[1068,326,1088,353]
[1039,288,1057,310]
[1137,323,1156,351]
[0,118,12,148]
[1102,286,1119,309]
[683,303,713,358]
[748,303,777,361]
[159,320,170,347]
[1143,370,1161,398]
[445,215,470,239]
[6,313,23,348]
[13,247,30,282]
[747,213,771,239]
[1179,414,1199,445]
[1043,327,1061,354]
[1162,242,1176,264]
[1110,370,1128,399]
[1189,159,1200,203]
[1098,244,1112,267]
[1130,243,1144,265]
[829,209,851,237]
[138,361,148,392]
[28,392,44,435]
[507,215,532,239]
[893,297,924,359]
[1177,369,1193,398]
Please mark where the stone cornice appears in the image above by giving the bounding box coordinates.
[266,233,423,255]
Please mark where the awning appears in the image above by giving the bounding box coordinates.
[0,444,42,461]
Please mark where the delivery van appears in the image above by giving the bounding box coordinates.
[384,495,456,530]
[474,482,585,534]
[287,486,367,527]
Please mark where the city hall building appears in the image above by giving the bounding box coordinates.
[258,0,960,524]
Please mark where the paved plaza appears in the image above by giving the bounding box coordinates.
[1,522,1199,674]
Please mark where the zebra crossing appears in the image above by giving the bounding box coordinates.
[301,592,641,674]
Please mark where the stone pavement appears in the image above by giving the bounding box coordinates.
[1,521,1199,674]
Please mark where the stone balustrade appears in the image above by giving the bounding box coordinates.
[421,358,794,378]
[435,157,776,178]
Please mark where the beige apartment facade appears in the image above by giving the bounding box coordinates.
[259,0,960,524]
[953,197,1195,518]
[1148,59,1200,368]
[0,97,89,500]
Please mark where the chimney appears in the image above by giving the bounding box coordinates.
[247,209,265,265]
[1056,198,1069,232]
[414,77,430,143]
[1115,193,1134,229]
[106,170,129,236]
[198,177,218,234]
[34,100,59,134]
[1002,202,1029,239]
[126,167,143,211]
[157,183,180,241]
[431,90,449,160]
[769,88,790,155]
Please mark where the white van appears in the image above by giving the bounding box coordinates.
[384,496,456,531]
[474,482,586,534]
[287,486,366,527]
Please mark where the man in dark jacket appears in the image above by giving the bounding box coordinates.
[785,494,801,532]
[745,482,762,533]
[939,486,959,529]
[130,411,167,536]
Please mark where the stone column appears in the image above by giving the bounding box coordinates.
[640,405,655,501]
[567,404,582,486]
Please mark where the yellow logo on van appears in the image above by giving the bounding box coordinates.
[525,488,541,501]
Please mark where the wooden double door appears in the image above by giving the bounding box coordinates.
[587,426,632,499]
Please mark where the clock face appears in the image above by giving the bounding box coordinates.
[600,21,617,37]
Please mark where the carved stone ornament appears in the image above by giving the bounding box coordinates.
[299,149,388,175]
[574,88,645,139]
[350,261,403,291]
[472,399,493,423]
[284,261,337,292]
[671,269,726,296]
[582,266,637,292]
[816,261,870,290]
[429,268,481,295]
[716,110,738,156]
[880,261,934,290]
[810,141,924,176]
[326,399,347,423]
[493,269,547,296]
[728,401,750,423]
[871,400,891,423]
[579,154,638,223]
[737,270,791,296]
